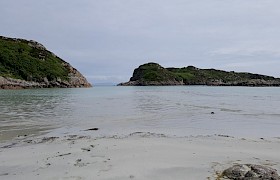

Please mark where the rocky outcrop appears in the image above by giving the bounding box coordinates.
[27,40,47,50]
[0,76,42,89]
[0,74,91,89]
[119,80,184,86]
[118,63,184,86]
[62,62,92,88]
[222,164,280,180]
[0,36,92,89]
[118,62,280,86]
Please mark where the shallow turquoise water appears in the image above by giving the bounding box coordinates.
[1,86,280,140]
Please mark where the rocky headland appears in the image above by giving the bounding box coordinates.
[0,36,92,89]
[119,62,280,86]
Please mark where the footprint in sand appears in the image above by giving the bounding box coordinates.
[81,145,95,152]
[74,159,89,167]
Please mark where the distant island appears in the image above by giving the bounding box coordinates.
[0,36,92,89]
[118,62,280,86]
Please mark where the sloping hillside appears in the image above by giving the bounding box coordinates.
[119,62,280,86]
[0,36,91,89]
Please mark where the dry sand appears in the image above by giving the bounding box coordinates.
[1,132,280,180]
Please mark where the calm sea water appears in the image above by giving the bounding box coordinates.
[1,86,280,141]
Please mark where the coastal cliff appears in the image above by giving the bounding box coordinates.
[0,36,92,89]
[119,62,280,86]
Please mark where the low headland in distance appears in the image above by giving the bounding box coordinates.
[119,62,280,86]
[0,36,91,89]
[2,35,280,89]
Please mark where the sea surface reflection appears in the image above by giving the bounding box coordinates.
[1,86,280,141]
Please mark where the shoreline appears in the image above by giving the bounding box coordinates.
[1,131,280,180]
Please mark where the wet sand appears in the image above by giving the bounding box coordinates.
[1,132,280,180]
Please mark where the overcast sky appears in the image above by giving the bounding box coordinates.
[1,0,280,84]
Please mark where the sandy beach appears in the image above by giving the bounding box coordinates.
[1,131,280,180]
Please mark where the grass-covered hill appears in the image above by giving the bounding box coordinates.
[119,62,280,86]
[0,36,91,89]
[128,63,184,85]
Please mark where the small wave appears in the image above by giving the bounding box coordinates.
[220,108,242,112]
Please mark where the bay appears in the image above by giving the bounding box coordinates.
[1,86,280,141]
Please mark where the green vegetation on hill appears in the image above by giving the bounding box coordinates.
[130,63,181,82]
[120,62,280,86]
[0,36,69,82]
[167,66,276,84]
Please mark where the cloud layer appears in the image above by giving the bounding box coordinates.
[1,0,280,84]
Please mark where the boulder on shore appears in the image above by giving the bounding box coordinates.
[222,164,280,180]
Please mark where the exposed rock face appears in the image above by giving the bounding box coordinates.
[222,164,280,180]
[0,76,41,89]
[27,40,46,50]
[205,79,280,86]
[0,36,92,89]
[0,74,91,89]
[62,62,92,88]
[118,62,280,86]
[119,80,184,86]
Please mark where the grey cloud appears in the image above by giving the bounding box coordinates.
[1,0,280,84]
